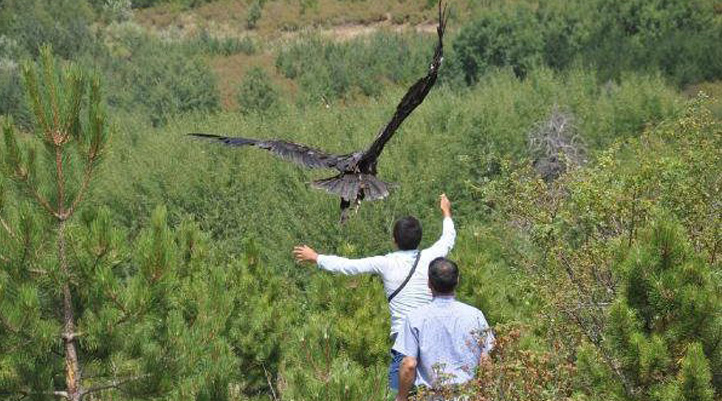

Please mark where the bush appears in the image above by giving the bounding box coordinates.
[247,0,263,30]
[0,38,30,127]
[237,67,279,115]
[276,31,434,105]
[452,4,544,84]
[102,35,220,126]
[0,0,96,59]
[189,31,257,56]
[577,220,721,400]
[481,97,722,399]
[451,0,722,86]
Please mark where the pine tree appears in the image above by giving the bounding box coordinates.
[580,219,721,400]
[0,48,241,400]
[0,46,108,401]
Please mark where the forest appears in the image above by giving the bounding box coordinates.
[0,0,720,400]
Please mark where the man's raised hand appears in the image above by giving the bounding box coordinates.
[293,245,319,263]
[440,193,452,218]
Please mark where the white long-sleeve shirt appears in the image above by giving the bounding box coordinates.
[316,217,456,336]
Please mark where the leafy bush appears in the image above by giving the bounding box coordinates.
[0,0,96,59]
[481,97,721,399]
[237,67,279,115]
[247,0,263,29]
[577,220,721,400]
[451,4,544,84]
[0,37,30,127]
[188,31,257,56]
[452,0,722,86]
[101,33,220,126]
[276,31,434,105]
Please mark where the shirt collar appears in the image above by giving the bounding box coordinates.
[432,295,456,304]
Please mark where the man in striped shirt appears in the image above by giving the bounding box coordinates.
[393,257,494,400]
[293,194,456,390]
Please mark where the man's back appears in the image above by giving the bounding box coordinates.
[314,215,455,335]
[393,297,493,387]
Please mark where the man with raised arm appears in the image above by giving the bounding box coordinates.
[293,194,456,390]
[393,257,494,401]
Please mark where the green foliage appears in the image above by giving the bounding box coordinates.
[482,98,721,400]
[451,4,544,83]
[2,2,721,399]
[276,31,434,105]
[578,221,721,400]
[0,59,30,129]
[129,0,215,9]
[237,67,279,115]
[190,31,257,56]
[100,31,221,126]
[452,0,722,86]
[246,0,263,30]
[0,0,96,59]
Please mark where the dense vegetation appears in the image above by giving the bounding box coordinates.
[0,0,720,400]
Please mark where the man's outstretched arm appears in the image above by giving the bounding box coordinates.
[395,356,417,401]
[425,193,456,257]
[293,245,386,275]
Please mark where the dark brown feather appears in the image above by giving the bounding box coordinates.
[360,1,448,166]
[188,133,345,170]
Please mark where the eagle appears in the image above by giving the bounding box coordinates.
[190,2,448,223]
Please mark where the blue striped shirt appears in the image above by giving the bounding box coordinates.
[392,296,494,387]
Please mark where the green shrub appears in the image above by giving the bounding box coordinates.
[481,97,721,399]
[0,0,96,59]
[101,35,220,126]
[237,67,279,115]
[452,4,544,84]
[189,31,257,56]
[576,220,721,400]
[0,38,30,127]
[247,0,263,29]
[452,0,722,87]
[276,31,434,105]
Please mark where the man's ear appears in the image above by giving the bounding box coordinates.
[427,279,433,291]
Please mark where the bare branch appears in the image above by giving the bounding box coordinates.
[81,374,149,396]
[61,331,84,341]
[262,363,279,401]
[3,389,69,400]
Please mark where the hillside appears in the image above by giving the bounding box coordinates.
[0,0,720,400]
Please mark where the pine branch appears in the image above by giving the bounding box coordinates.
[81,374,149,396]
[22,183,59,218]
[0,215,17,241]
[65,163,94,220]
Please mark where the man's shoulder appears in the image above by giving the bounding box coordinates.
[405,302,436,322]
[453,300,486,319]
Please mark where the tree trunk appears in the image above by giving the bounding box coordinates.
[59,220,82,401]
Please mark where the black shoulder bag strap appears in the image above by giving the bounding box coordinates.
[388,251,422,302]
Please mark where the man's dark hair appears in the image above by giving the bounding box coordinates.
[393,216,422,250]
[429,257,459,294]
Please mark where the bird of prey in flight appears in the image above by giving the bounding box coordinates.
[190,2,448,223]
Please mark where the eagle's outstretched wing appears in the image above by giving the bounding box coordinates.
[188,133,345,170]
[360,1,449,165]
